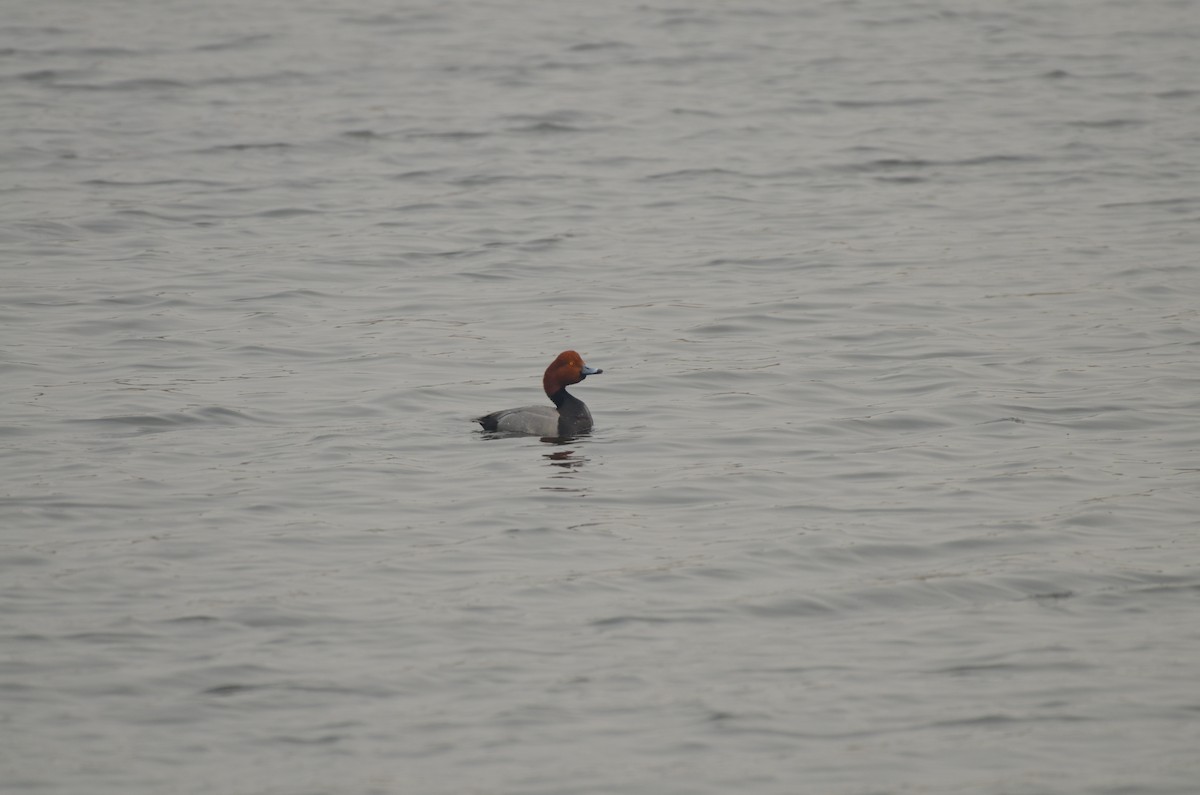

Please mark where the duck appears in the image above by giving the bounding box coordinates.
[476,350,603,437]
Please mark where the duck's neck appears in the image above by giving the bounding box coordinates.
[548,387,572,409]
[548,388,593,434]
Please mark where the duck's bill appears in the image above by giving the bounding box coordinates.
[581,365,602,377]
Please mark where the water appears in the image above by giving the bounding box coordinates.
[3,1,1199,793]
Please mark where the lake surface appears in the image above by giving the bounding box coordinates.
[3,1,1199,793]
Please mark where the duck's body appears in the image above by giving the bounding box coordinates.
[476,350,602,437]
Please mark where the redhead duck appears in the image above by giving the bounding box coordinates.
[476,350,603,436]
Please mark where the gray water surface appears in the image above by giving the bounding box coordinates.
[3,1,1199,793]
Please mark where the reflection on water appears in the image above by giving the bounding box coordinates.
[544,447,589,492]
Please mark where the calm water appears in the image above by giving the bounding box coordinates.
[3,1,1199,793]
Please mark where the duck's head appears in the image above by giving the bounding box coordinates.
[543,350,602,396]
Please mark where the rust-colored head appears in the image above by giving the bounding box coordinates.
[543,350,602,396]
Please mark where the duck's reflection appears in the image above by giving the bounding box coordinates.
[543,446,586,469]
[540,445,590,492]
